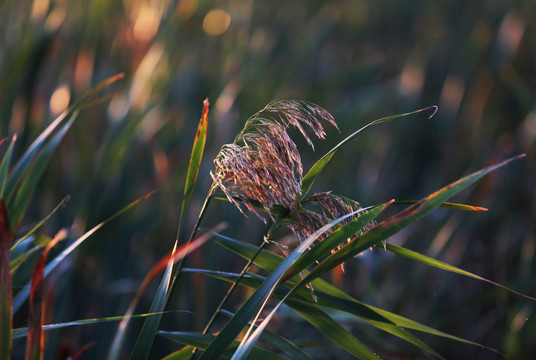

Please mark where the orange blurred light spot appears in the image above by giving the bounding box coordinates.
[203,9,231,36]
[176,0,198,20]
[440,76,465,112]
[399,61,423,96]
[133,4,161,41]
[74,51,94,90]
[50,85,70,116]
[31,0,50,21]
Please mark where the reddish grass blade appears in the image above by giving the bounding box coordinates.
[301,154,527,286]
[107,223,225,360]
[12,191,156,314]
[178,98,209,238]
[0,201,13,360]
[394,200,488,211]
[25,230,66,360]
[69,341,97,360]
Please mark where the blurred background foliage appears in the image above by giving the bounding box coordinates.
[1,0,535,358]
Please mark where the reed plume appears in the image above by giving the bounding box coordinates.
[211,100,373,249]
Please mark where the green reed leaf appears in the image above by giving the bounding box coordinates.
[0,136,16,199]
[12,191,155,313]
[178,98,209,238]
[301,106,438,198]
[199,211,360,360]
[159,331,289,360]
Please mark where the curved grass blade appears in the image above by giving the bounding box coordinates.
[199,211,364,360]
[3,73,124,206]
[385,242,536,301]
[394,200,487,212]
[159,331,290,360]
[161,346,195,360]
[285,298,380,359]
[128,240,177,360]
[195,269,463,359]
[0,201,13,360]
[211,267,449,358]
[25,230,65,360]
[8,113,76,229]
[178,98,209,237]
[10,239,45,274]
[219,309,313,360]
[313,286,501,357]
[12,191,156,313]
[12,311,174,339]
[223,258,426,360]
[11,196,70,252]
[300,154,526,287]
[211,233,502,357]
[0,135,16,198]
[301,106,438,198]
[2,111,75,204]
[107,224,224,360]
[233,292,380,360]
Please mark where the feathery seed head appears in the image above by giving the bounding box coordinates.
[284,192,375,245]
[211,100,337,221]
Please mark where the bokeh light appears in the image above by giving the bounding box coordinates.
[49,84,70,116]
[203,9,231,36]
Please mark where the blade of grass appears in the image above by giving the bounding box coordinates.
[10,238,47,274]
[313,283,502,356]
[232,292,380,360]
[0,135,16,198]
[12,191,156,313]
[210,231,503,356]
[384,242,536,300]
[159,331,290,360]
[107,224,225,360]
[301,106,438,198]
[2,111,74,204]
[199,210,365,360]
[394,201,488,211]
[11,196,70,251]
[8,114,75,230]
[25,230,66,360]
[3,73,123,205]
[12,311,176,339]
[300,154,526,286]
[178,98,209,238]
[127,239,178,360]
[200,216,284,339]
[192,269,465,359]
[161,346,196,360]
[219,309,314,360]
[0,201,13,360]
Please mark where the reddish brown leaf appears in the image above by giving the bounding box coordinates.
[0,201,13,359]
[25,230,66,360]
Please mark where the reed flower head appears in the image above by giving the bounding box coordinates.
[211,100,337,220]
[211,100,373,260]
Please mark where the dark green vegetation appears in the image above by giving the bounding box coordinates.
[1,1,535,359]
